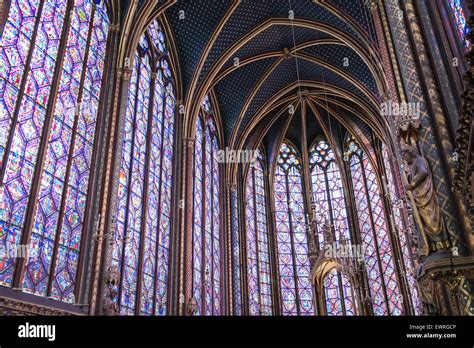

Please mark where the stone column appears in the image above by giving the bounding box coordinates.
[181,138,195,315]
[91,61,132,315]
[383,0,470,253]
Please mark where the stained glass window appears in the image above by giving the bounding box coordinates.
[309,138,356,315]
[381,144,421,314]
[245,148,272,315]
[112,19,175,315]
[309,139,351,248]
[0,0,109,303]
[274,141,314,315]
[231,187,242,315]
[192,97,221,315]
[449,0,471,48]
[345,135,403,315]
[323,268,357,316]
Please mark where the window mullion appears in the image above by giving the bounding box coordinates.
[336,271,347,315]
[251,168,263,314]
[284,168,301,316]
[152,72,170,315]
[117,57,143,311]
[359,155,391,315]
[0,0,46,181]
[200,116,206,315]
[210,134,215,315]
[11,0,76,289]
[135,66,156,315]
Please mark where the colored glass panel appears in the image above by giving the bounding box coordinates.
[274,142,314,316]
[346,137,402,315]
[112,22,174,315]
[192,100,221,315]
[449,0,470,48]
[246,149,272,315]
[0,0,108,304]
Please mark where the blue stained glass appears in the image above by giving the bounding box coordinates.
[113,20,174,315]
[274,141,314,316]
[246,148,272,315]
[192,97,221,315]
[310,139,355,314]
[346,135,402,316]
[0,0,108,303]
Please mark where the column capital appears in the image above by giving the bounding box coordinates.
[183,138,195,147]
[117,67,133,81]
[109,24,120,32]
[226,182,237,192]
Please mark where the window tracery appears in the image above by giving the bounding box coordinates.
[112,19,174,315]
[245,148,272,315]
[0,0,109,303]
[274,141,314,316]
[192,96,221,315]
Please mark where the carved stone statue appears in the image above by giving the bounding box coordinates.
[401,145,450,255]
[186,297,198,316]
[102,266,120,316]
[103,288,119,316]
[416,268,441,315]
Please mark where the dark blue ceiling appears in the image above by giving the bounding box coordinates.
[197,0,359,90]
[221,25,331,70]
[233,56,370,143]
[331,0,378,41]
[166,0,233,91]
[160,0,380,150]
[301,43,377,95]
[214,56,278,142]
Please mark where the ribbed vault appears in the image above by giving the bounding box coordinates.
[114,0,394,182]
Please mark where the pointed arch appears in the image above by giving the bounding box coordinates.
[274,140,314,316]
[344,134,402,315]
[309,137,351,248]
[192,95,222,315]
[245,147,272,315]
[112,18,175,315]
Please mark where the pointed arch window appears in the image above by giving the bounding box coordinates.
[345,135,402,315]
[112,19,175,315]
[274,141,314,316]
[309,138,356,316]
[192,97,221,315]
[309,138,351,247]
[0,0,109,303]
[245,148,272,315]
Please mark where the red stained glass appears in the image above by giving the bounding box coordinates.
[113,20,174,315]
[274,142,314,316]
[192,98,221,315]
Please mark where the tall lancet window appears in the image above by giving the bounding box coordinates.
[381,144,420,314]
[274,141,314,315]
[0,0,109,303]
[245,148,272,315]
[192,95,221,315]
[309,138,356,316]
[113,20,175,315]
[345,135,402,315]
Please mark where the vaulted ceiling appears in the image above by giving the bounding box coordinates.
[126,1,390,162]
